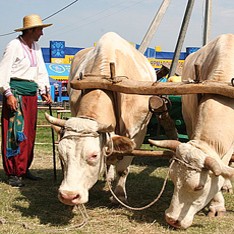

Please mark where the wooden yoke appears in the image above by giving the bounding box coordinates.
[70,75,234,98]
[70,62,234,163]
[106,149,234,165]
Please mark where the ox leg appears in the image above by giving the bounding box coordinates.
[103,165,116,192]
[106,165,115,183]
[222,178,233,193]
[208,191,226,217]
[109,156,134,204]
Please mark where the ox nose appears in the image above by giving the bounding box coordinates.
[58,190,81,206]
[165,214,182,229]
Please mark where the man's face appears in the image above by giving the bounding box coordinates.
[31,27,43,41]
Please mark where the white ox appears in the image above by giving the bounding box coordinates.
[150,34,234,229]
[46,32,156,206]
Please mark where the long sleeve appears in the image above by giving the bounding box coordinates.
[0,40,19,94]
[0,38,51,95]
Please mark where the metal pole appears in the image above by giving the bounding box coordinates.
[138,0,171,54]
[203,0,212,45]
[168,0,195,77]
[45,86,57,181]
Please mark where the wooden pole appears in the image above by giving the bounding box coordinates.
[108,149,175,159]
[168,0,195,77]
[138,0,171,54]
[110,62,116,79]
[107,150,234,162]
[70,77,234,98]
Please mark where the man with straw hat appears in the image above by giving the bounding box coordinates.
[0,14,52,187]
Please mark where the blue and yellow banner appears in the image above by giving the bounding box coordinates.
[45,63,71,81]
[148,58,184,70]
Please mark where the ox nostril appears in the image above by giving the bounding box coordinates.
[59,191,80,201]
[58,191,82,206]
[73,194,80,200]
[165,214,181,229]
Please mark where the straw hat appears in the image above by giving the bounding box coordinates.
[14,14,52,32]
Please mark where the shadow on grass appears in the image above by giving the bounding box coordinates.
[0,156,190,230]
[0,158,175,229]
[86,157,175,228]
[2,168,76,227]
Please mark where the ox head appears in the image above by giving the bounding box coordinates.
[149,139,234,229]
[45,113,135,206]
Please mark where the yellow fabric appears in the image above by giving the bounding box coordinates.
[168,76,181,82]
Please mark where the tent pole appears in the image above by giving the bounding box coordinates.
[168,0,195,77]
[203,0,212,45]
[138,0,171,54]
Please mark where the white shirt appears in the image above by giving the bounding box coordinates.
[0,37,50,95]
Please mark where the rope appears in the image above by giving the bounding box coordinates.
[51,204,89,232]
[173,156,202,171]
[59,129,100,141]
[104,159,175,211]
[103,132,114,157]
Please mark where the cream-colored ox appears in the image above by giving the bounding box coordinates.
[45,32,156,206]
[150,34,234,229]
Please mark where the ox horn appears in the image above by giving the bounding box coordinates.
[45,112,66,127]
[204,156,234,178]
[148,139,181,151]
[204,157,222,176]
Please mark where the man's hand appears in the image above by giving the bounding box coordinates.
[41,93,52,105]
[7,95,18,111]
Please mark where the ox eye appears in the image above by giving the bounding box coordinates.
[194,184,204,191]
[87,154,98,166]
[92,154,97,159]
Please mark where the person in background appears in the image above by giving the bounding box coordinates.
[0,14,52,187]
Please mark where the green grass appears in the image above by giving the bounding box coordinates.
[0,107,233,233]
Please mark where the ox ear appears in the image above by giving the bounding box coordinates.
[51,125,61,133]
[51,125,65,138]
[97,123,115,133]
[148,139,181,152]
[110,136,136,153]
